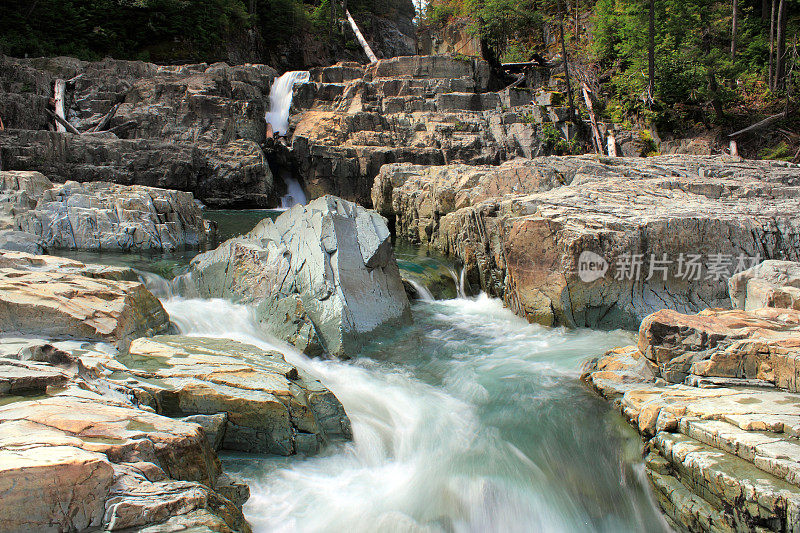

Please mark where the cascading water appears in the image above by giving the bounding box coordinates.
[265,71,310,208]
[278,169,307,209]
[161,287,669,533]
[265,70,310,136]
[406,278,435,301]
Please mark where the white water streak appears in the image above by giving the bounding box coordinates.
[265,71,310,137]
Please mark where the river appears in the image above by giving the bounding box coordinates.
[60,210,670,532]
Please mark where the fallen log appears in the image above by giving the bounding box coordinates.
[90,103,120,133]
[106,120,136,136]
[46,108,82,135]
[728,109,793,138]
[345,10,378,64]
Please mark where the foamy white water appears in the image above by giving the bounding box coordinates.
[278,170,307,209]
[265,70,310,136]
[162,294,668,533]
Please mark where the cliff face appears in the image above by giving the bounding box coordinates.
[0,56,277,208]
[373,155,800,329]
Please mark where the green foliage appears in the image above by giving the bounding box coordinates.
[760,141,794,161]
[541,121,578,155]
[590,0,797,130]
[0,0,253,62]
[0,0,395,63]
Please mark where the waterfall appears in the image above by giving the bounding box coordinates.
[458,266,468,299]
[278,169,307,209]
[265,70,310,137]
[406,278,435,301]
[265,71,310,208]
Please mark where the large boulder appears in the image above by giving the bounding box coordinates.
[188,196,411,357]
[0,267,170,349]
[729,260,800,311]
[375,155,800,328]
[0,170,216,252]
[108,336,352,455]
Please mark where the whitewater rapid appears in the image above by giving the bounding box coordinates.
[163,294,669,533]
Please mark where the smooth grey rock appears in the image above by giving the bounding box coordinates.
[188,196,411,357]
[0,229,43,254]
[3,174,217,252]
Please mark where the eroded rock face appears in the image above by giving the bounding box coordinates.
[110,335,352,455]
[582,304,800,532]
[729,260,800,311]
[281,55,573,206]
[0,267,170,349]
[0,170,216,252]
[0,249,137,280]
[0,387,250,533]
[0,56,276,207]
[188,195,411,357]
[638,307,800,389]
[375,155,800,328]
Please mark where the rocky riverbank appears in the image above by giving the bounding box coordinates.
[582,260,800,531]
[0,165,376,530]
[0,249,354,531]
[373,154,800,329]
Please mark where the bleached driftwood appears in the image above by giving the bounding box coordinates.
[346,10,378,64]
[90,103,120,133]
[46,108,81,135]
[53,79,67,133]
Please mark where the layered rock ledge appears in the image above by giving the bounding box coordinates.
[0,250,354,530]
[0,253,170,350]
[1,170,216,253]
[582,261,800,531]
[0,56,276,207]
[373,155,800,328]
[281,54,574,206]
[187,195,411,357]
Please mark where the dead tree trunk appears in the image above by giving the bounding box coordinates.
[581,83,603,153]
[731,0,738,60]
[346,10,378,63]
[53,79,67,133]
[775,0,787,89]
[769,0,777,88]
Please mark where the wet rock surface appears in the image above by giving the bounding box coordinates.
[111,335,352,455]
[188,195,411,357]
[374,155,800,328]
